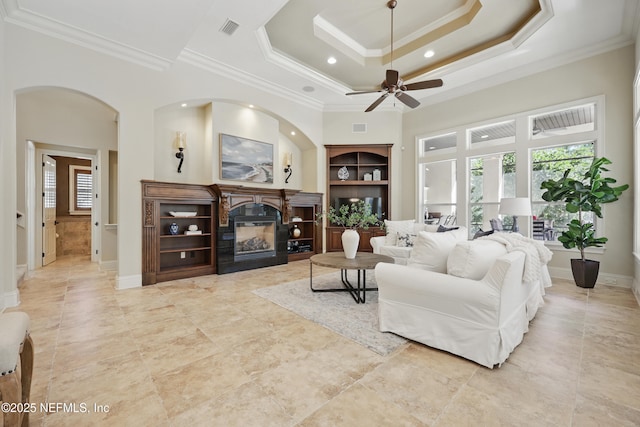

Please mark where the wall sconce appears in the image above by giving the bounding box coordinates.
[174,131,186,173]
[284,152,292,183]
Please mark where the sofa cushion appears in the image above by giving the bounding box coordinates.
[407,228,467,273]
[447,240,508,280]
[380,245,412,262]
[384,219,415,246]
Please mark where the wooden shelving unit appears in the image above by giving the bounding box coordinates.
[142,181,216,285]
[287,192,322,261]
[324,144,391,252]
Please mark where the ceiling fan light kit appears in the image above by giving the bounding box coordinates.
[346,0,444,112]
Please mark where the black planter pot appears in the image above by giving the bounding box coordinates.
[570,259,600,288]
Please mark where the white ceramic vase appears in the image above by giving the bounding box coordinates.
[341,229,360,259]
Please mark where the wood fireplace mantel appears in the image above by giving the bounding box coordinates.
[211,184,298,227]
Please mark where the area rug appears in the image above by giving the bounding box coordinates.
[252,272,407,356]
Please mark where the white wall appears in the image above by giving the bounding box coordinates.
[1,23,324,295]
[0,17,16,309]
[154,104,210,184]
[634,26,640,301]
[403,46,635,280]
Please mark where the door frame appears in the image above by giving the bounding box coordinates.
[28,142,100,270]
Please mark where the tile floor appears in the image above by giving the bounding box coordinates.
[4,255,640,426]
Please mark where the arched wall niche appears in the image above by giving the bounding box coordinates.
[153,98,319,192]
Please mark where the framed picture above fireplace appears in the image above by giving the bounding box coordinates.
[220,133,274,183]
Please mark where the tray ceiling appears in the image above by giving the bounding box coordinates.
[1,0,637,111]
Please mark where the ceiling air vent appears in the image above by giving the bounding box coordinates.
[220,19,239,36]
[352,123,367,133]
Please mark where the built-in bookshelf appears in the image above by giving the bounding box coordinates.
[324,144,391,252]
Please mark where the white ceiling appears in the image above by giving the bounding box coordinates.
[2,0,639,112]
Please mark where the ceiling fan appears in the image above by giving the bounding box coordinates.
[346,0,443,112]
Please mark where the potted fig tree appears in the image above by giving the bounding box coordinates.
[540,157,628,288]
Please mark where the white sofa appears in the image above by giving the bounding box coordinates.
[370,219,464,265]
[375,233,552,368]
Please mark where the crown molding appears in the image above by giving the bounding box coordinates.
[1,0,172,71]
[178,48,324,112]
[415,35,635,110]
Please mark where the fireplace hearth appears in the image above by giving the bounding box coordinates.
[216,203,288,274]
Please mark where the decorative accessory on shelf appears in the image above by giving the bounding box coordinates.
[169,222,179,235]
[373,168,381,181]
[364,173,372,181]
[188,224,198,231]
[291,224,301,238]
[337,166,349,181]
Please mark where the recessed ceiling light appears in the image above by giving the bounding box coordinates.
[249,104,254,108]
[327,57,337,65]
[481,134,489,139]
[424,50,435,58]
[290,131,296,136]
[302,86,315,92]
[181,103,187,107]
[429,146,436,150]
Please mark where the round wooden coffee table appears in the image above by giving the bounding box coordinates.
[309,252,394,303]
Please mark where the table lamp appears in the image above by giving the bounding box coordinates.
[499,197,532,233]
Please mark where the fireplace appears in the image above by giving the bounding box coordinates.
[234,217,276,261]
[216,203,288,274]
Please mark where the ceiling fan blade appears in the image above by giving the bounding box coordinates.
[403,79,444,91]
[346,90,383,96]
[386,69,399,87]
[365,93,389,112]
[395,91,420,109]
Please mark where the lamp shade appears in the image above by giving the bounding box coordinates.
[174,131,186,149]
[499,197,532,216]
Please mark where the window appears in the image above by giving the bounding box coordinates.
[530,103,594,139]
[468,120,515,147]
[415,97,602,242]
[469,152,515,235]
[69,165,92,215]
[420,160,457,223]
[531,142,595,240]
[420,132,456,154]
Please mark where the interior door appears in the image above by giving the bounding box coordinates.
[43,155,57,266]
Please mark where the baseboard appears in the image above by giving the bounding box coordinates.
[2,289,21,308]
[16,264,27,287]
[99,260,118,271]
[116,274,142,290]
[548,266,633,288]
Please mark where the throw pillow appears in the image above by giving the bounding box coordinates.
[473,228,494,239]
[437,225,460,232]
[384,219,415,246]
[407,228,467,273]
[447,240,508,280]
[396,233,416,247]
